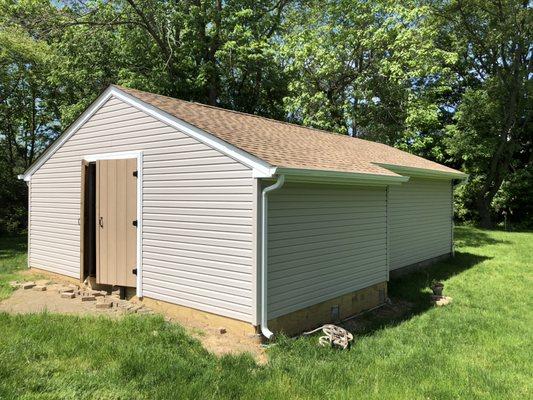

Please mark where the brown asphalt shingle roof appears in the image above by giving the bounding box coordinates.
[117,86,464,178]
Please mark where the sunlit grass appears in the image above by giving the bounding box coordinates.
[0,235,29,300]
[0,227,531,399]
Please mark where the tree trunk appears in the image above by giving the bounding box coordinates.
[206,0,222,106]
[476,196,493,228]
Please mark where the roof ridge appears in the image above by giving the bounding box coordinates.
[114,84,363,142]
[189,100,350,138]
[113,84,464,177]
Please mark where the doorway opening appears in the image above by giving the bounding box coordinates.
[81,162,97,281]
[81,158,138,290]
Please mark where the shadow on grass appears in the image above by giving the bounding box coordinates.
[0,235,26,260]
[454,226,510,248]
[343,251,490,336]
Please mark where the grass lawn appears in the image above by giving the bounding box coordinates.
[0,235,33,301]
[0,227,531,399]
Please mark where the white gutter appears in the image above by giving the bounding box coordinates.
[275,167,408,186]
[260,174,285,339]
[373,163,468,180]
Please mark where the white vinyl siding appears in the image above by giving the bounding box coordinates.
[267,183,387,319]
[29,96,255,322]
[388,178,452,270]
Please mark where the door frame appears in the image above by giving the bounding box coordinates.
[83,150,144,297]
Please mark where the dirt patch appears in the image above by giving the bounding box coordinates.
[1,276,266,363]
[188,326,266,364]
[1,281,144,317]
[341,298,415,334]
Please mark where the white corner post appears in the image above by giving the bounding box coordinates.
[27,180,31,269]
[260,174,285,339]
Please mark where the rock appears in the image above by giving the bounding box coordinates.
[61,292,76,299]
[130,305,143,313]
[58,287,74,294]
[81,295,96,302]
[136,307,153,314]
[21,282,36,290]
[90,290,107,297]
[32,285,47,292]
[218,327,227,335]
[432,296,452,307]
[96,301,113,309]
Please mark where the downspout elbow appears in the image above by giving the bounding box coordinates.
[260,175,285,339]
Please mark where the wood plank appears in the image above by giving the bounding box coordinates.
[108,160,117,284]
[96,158,137,287]
[126,158,137,287]
[115,159,127,285]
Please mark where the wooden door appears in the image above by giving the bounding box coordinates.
[96,158,137,287]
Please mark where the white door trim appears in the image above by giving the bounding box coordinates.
[83,150,144,298]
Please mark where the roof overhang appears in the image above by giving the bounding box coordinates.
[374,163,468,181]
[18,85,467,186]
[270,167,409,186]
[18,86,275,181]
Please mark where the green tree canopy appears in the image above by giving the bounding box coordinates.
[0,0,531,232]
[439,0,532,227]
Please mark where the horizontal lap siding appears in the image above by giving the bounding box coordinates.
[30,96,255,322]
[389,178,452,270]
[267,183,387,319]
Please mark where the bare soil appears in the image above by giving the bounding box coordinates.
[2,275,414,364]
[0,275,266,362]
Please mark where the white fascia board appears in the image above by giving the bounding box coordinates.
[19,86,116,181]
[19,86,275,181]
[374,163,468,180]
[253,166,277,178]
[274,167,409,186]
[111,88,274,178]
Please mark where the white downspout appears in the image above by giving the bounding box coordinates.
[261,174,285,339]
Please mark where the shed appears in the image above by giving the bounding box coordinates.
[18,85,467,337]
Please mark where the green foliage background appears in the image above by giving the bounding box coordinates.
[0,0,531,233]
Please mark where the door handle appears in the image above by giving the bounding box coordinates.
[99,217,104,228]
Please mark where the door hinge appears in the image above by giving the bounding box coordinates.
[133,170,138,177]
[132,220,138,227]
[132,268,137,275]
